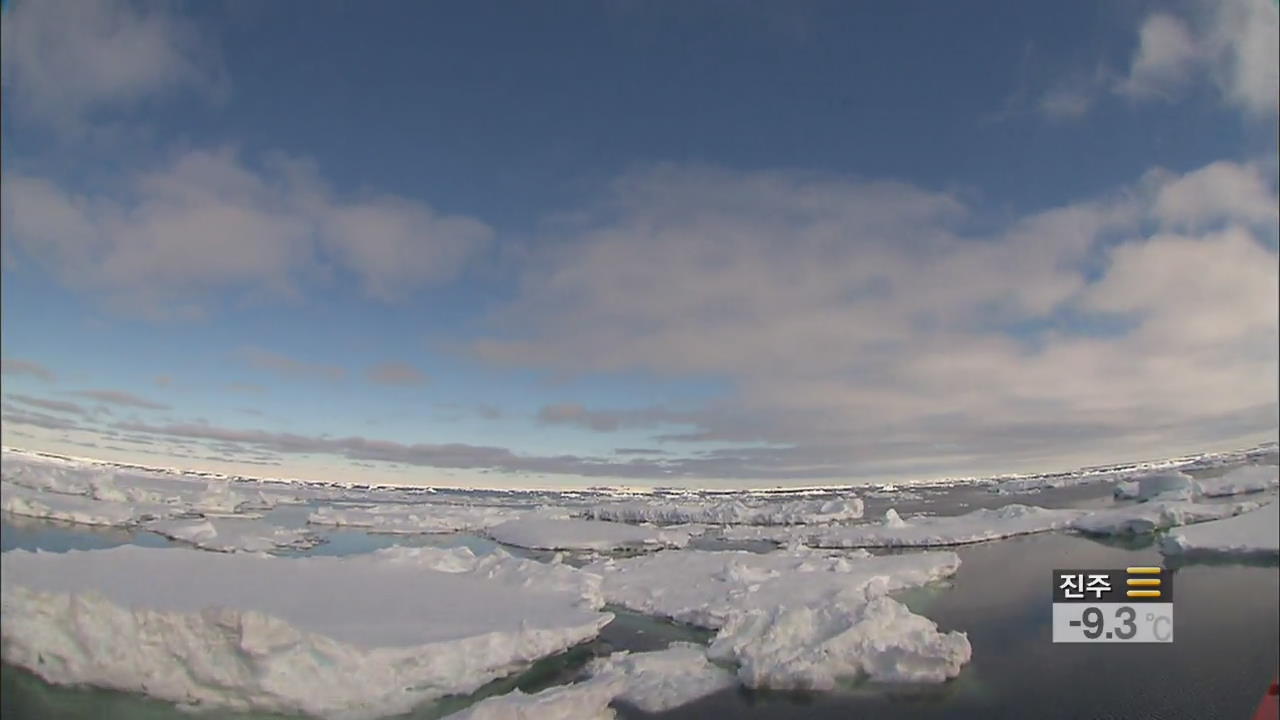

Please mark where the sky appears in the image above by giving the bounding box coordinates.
[1,0,1277,489]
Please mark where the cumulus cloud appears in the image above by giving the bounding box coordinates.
[1117,0,1278,114]
[367,362,429,387]
[470,160,1277,480]
[0,0,225,131]
[1,147,492,315]
[0,358,56,382]
[67,389,170,410]
[239,347,346,382]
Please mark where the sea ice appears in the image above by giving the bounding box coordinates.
[1112,471,1197,502]
[307,503,521,534]
[1160,501,1279,556]
[1072,499,1264,535]
[487,517,693,551]
[144,517,323,553]
[1,545,612,719]
[1,480,177,526]
[584,497,863,525]
[794,505,1085,548]
[443,677,623,720]
[585,643,734,712]
[1195,466,1280,498]
[585,548,969,688]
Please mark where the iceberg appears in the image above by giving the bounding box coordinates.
[1196,466,1279,498]
[1,545,612,719]
[487,517,693,551]
[585,548,969,688]
[144,517,323,553]
[584,497,863,526]
[1160,501,1279,556]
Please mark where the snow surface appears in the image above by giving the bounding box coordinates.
[307,503,521,534]
[585,548,969,688]
[1,545,612,719]
[144,517,323,553]
[1071,498,1264,535]
[584,497,863,525]
[487,517,693,551]
[1,480,177,526]
[1160,501,1279,556]
[1196,466,1280,498]
[586,643,734,712]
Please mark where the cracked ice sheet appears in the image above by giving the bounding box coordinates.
[584,497,863,525]
[144,517,323,553]
[487,517,694,551]
[1196,466,1280,498]
[307,503,524,534]
[1071,498,1266,536]
[585,548,970,688]
[722,504,1085,548]
[1161,501,1279,556]
[1,480,178,526]
[1,545,612,720]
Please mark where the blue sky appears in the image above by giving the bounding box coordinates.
[2,0,1277,487]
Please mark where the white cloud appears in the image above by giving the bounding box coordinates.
[471,160,1278,479]
[0,0,224,130]
[1,148,491,315]
[1150,160,1279,231]
[1117,14,1202,99]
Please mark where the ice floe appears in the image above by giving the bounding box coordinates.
[1,480,177,526]
[144,517,323,553]
[487,517,694,551]
[307,503,522,534]
[1160,501,1279,556]
[443,677,622,720]
[1195,466,1280,498]
[585,548,969,688]
[1111,470,1197,502]
[790,505,1085,548]
[583,497,863,526]
[1,545,611,719]
[1072,498,1264,535]
[586,642,734,712]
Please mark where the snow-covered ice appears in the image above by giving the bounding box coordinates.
[144,517,323,553]
[1196,466,1279,498]
[1,545,612,719]
[1160,501,1279,556]
[586,548,969,688]
[584,497,863,525]
[1072,498,1264,536]
[1112,470,1197,502]
[585,643,734,712]
[786,505,1086,548]
[307,503,521,534]
[1,480,177,526]
[487,517,693,551]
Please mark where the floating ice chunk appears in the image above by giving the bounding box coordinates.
[1,545,611,719]
[443,677,623,720]
[1,480,176,526]
[487,517,693,551]
[1196,466,1280,498]
[585,548,968,688]
[798,504,1085,548]
[584,497,863,526]
[1073,499,1263,535]
[1160,501,1279,556]
[1117,471,1199,502]
[586,643,734,712]
[145,517,323,553]
[307,503,520,534]
[1113,481,1140,500]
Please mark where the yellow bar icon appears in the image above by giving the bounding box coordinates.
[1127,590,1162,598]
[1126,566,1163,575]
[1127,578,1162,587]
